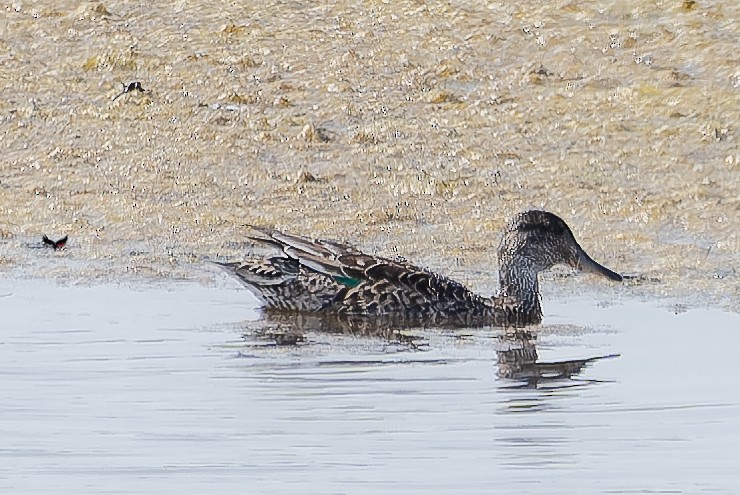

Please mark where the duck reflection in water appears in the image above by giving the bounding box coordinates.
[495,328,618,387]
[239,312,618,386]
[242,312,429,350]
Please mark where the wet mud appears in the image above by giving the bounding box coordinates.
[0,1,737,309]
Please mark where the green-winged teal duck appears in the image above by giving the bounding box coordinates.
[218,210,622,327]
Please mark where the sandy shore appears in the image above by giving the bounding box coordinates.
[1,0,737,308]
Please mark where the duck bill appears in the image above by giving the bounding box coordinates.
[576,251,623,282]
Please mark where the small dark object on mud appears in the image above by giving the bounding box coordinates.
[297,171,321,183]
[42,235,68,250]
[112,81,146,101]
[533,65,554,77]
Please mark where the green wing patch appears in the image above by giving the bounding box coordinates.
[333,275,363,288]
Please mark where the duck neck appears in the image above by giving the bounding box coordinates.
[497,257,542,324]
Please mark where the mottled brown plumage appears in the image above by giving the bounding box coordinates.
[217,210,623,327]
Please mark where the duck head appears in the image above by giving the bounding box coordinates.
[497,210,622,323]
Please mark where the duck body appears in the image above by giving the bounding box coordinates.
[218,210,623,327]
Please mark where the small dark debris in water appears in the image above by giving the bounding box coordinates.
[42,235,68,250]
[112,81,146,101]
[682,0,696,10]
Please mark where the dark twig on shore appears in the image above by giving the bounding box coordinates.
[112,81,145,101]
[42,235,68,250]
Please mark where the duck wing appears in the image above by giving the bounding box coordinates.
[250,227,489,318]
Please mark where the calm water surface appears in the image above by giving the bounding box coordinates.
[1,276,738,494]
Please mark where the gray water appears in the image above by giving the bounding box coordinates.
[1,276,738,494]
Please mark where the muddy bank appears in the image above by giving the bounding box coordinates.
[0,0,737,308]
